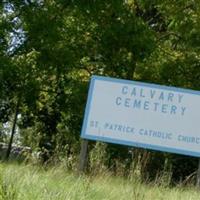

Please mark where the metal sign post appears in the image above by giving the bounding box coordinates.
[78,139,89,173]
[197,158,200,187]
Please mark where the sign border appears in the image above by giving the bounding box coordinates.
[81,75,200,157]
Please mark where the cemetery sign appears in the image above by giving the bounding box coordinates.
[81,75,200,157]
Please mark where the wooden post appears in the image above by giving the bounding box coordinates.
[78,139,89,173]
[196,158,200,187]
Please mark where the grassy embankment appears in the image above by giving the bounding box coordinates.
[0,162,200,200]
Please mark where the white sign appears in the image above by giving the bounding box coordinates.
[81,75,200,157]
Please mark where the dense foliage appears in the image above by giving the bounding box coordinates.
[0,0,200,183]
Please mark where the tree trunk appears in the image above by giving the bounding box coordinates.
[5,97,20,160]
[126,61,136,80]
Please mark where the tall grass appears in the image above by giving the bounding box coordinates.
[0,162,200,200]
